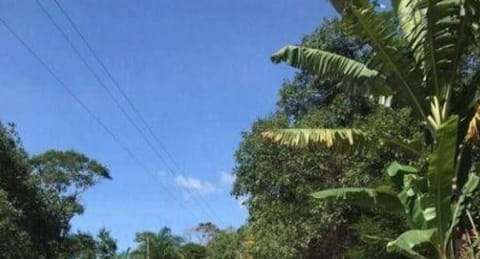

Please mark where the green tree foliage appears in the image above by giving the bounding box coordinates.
[266,0,480,257]
[126,224,251,259]
[66,231,97,259]
[97,228,118,258]
[0,123,59,257]
[181,243,207,259]
[30,150,111,245]
[201,224,252,259]
[0,187,36,257]
[66,228,117,258]
[0,122,113,258]
[132,227,185,259]
[195,222,221,244]
[233,19,416,258]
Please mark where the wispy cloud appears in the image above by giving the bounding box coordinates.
[175,175,216,195]
[219,171,236,185]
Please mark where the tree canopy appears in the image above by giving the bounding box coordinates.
[0,122,114,258]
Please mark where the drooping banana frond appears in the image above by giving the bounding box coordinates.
[310,186,404,213]
[340,5,428,120]
[271,46,392,95]
[262,128,424,156]
[261,128,367,148]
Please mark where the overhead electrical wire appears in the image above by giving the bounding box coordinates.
[46,0,226,225]
[35,0,222,224]
[0,15,202,224]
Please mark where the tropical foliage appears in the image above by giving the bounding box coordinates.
[264,0,480,257]
[233,18,416,258]
[4,1,480,258]
[119,224,250,259]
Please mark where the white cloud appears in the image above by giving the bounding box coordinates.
[175,175,216,195]
[219,171,236,185]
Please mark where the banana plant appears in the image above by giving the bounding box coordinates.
[263,0,480,257]
[310,117,479,258]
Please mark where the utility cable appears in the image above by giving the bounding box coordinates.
[49,0,226,225]
[0,16,201,223]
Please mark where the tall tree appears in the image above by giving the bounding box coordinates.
[0,123,61,257]
[0,122,112,257]
[194,222,221,244]
[30,150,111,249]
[233,19,412,258]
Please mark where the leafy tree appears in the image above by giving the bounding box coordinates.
[266,0,480,257]
[0,122,112,257]
[30,150,111,249]
[132,227,184,259]
[65,228,117,259]
[97,228,118,258]
[233,19,412,258]
[181,243,207,259]
[0,123,62,257]
[0,187,36,258]
[194,222,221,244]
[205,227,252,259]
[65,231,97,259]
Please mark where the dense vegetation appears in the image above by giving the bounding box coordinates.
[2,0,480,257]
[262,0,480,257]
[232,19,418,258]
[0,122,115,258]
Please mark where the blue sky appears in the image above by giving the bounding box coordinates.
[0,0,335,251]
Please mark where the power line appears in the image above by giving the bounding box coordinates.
[35,0,221,224]
[0,15,201,223]
[49,0,225,225]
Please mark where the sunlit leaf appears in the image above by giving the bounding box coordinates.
[386,229,436,259]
